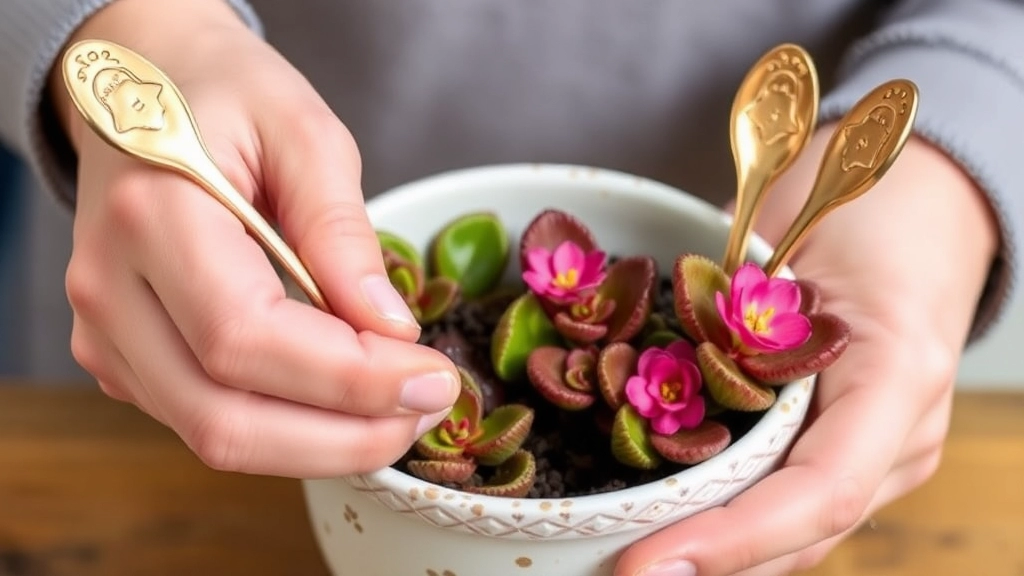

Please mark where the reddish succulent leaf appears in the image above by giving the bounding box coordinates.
[610,405,661,470]
[553,312,607,343]
[597,342,639,410]
[738,312,851,385]
[797,280,822,315]
[385,256,423,304]
[518,209,599,271]
[467,404,534,466]
[650,420,732,465]
[526,346,596,410]
[696,342,776,411]
[419,277,460,323]
[600,256,656,343]
[452,368,485,427]
[406,458,477,484]
[672,254,732,349]
[464,450,536,498]
[564,348,597,392]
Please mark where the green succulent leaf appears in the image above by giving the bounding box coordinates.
[385,254,423,303]
[518,209,599,271]
[640,329,683,350]
[696,342,776,411]
[649,420,732,465]
[672,254,732,349]
[526,346,596,410]
[419,277,460,324]
[738,312,852,385]
[429,212,509,299]
[597,342,638,411]
[463,450,536,498]
[610,405,661,470]
[377,231,423,269]
[466,404,534,466]
[406,458,477,484]
[492,293,562,382]
[599,256,656,343]
[553,312,608,343]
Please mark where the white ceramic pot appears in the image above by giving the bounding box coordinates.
[301,164,814,576]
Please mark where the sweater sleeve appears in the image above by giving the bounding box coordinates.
[819,0,1023,341]
[0,0,263,204]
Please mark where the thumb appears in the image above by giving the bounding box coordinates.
[263,112,421,340]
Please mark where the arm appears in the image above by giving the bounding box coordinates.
[616,2,1018,575]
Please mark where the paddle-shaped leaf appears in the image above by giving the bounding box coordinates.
[610,405,661,470]
[738,312,851,385]
[672,254,732,348]
[492,293,562,382]
[464,450,537,498]
[430,212,509,298]
[696,342,776,411]
[649,420,731,465]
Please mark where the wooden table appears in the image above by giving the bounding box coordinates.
[1,385,1021,576]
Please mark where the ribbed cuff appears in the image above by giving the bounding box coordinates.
[821,41,1021,343]
[0,0,263,206]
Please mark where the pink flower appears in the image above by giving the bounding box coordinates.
[715,263,812,354]
[625,341,705,435]
[522,241,606,304]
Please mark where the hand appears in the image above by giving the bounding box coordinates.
[615,127,999,575]
[52,0,459,477]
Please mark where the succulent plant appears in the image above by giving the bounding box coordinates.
[673,256,851,411]
[407,367,536,498]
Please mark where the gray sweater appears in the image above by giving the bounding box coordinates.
[0,0,1020,376]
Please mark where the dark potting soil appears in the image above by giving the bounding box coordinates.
[395,277,762,498]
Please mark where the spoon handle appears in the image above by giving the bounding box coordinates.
[60,39,330,312]
[722,43,819,275]
[763,79,919,277]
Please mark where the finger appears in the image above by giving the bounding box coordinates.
[70,317,137,405]
[106,269,447,477]
[259,106,421,339]
[127,170,458,417]
[615,344,920,576]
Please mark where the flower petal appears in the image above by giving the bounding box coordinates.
[732,263,767,293]
[552,241,584,274]
[764,279,802,312]
[767,312,813,349]
[625,376,657,416]
[675,397,706,429]
[522,270,552,296]
[650,412,682,436]
[636,348,666,379]
[524,247,553,276]
[666,340,698,365]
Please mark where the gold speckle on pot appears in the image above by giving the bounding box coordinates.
[425,487,440,500]
[516,557,533,568]
[471,504,484,517]
[512,500,521,508]
[665,477,678,486]
[539,502,553,511]
[560,500,572,508]
[409,488,420,500]
[781,402,791,413]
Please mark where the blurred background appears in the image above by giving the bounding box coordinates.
[0,144,1020,387]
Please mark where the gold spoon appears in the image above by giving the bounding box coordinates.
[721,43,819,275]
[763,79,919,277]
[60,39,330,312]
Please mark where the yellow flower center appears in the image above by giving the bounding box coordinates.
[744,303,775,334]
[553,268,580,290]
[659,381,682,403]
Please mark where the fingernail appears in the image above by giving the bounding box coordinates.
[401,371,459,413]
[415,408,453,438]
[361,275,419,327]
[640,559,696,576]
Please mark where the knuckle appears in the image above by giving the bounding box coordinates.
[106,172,158,239]
[65,258,106,320]
[187,405,253,473]
[69,324,104,379]
[195,314,248,385]
[822,476,871,539]
[301,199,376,248]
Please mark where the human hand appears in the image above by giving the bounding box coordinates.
[52,0,459,477]
[614,127,999,575]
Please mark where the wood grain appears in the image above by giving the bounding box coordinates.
[0,385,1021,576]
